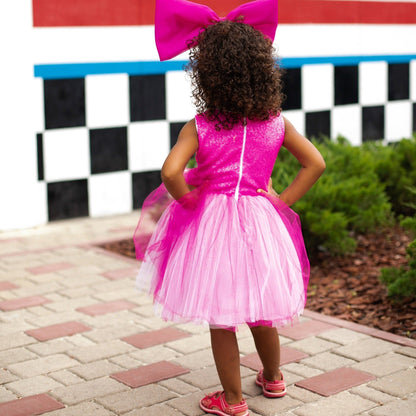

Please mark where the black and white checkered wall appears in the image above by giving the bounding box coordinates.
[282,61,415,145]
[36,60,416,221]
[37,70,192,221]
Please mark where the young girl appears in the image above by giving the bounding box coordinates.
[134,1,326,415]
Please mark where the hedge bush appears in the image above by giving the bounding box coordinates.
[368,137,416,217]
[272,137,394,255]
[380,216,416,298]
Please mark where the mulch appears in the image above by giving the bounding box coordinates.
[307,226,416,340]
[99,226,416,340]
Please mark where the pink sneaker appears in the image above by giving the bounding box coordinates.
[200,391,249,416]
[255,370,287,398]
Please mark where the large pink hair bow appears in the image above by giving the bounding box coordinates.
[155,0,278,61]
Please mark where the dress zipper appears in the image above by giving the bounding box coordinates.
[234,119,247,201]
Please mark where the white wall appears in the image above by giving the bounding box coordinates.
[0,1,47,231]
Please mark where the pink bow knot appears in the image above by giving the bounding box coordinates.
[155,0,278,61]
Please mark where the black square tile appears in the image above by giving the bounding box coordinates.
[90,127,128,174]
[37,133,44,181]
[132,171,162,209]
[362,106,385,141]
[388,63,409,101]
[282,68,301,110]
[44,78,85,129]
[48,180,89,221]
[305,111,331,140]
[170,122,186,148]
[130,75,166,121]
[413,103,416,134]
[334,65,358,105]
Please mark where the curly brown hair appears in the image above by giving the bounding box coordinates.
[186,19,284,130]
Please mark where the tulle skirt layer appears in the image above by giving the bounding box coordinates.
[134,184,310,331]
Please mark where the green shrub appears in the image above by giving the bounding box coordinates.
[272,137,392,256]
[380,264,416,298]
[303,209,356,255]
[401,214,416,234]
[366,135,416,217]
[380,225,416,299]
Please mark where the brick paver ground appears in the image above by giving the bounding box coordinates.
[0,213,415,416]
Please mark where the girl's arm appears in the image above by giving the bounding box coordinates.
[161,119,199,200]
[269,117,326,206]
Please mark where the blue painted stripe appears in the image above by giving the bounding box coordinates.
[34,61,188,79]
[34,54,416,79]
[280,54,416,68]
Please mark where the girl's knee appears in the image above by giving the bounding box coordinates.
[249,324,278,336]
[209,325,236,332]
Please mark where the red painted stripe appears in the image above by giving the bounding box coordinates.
[280,0,416,24]
[33,0,416,27]
[32,0,155,26]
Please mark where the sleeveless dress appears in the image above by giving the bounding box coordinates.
[134,113,310,330]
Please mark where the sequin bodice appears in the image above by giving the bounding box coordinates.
[190,114,285,198]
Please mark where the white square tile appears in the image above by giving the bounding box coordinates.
[88,171,132,217]
[166,70,195,122]
[0,181,47,231]
[410,59,416,101]
[385,100,413,142]
[359,61,388,106]
[331,105,361,145]
[302,64,334,111]
[43,128,90,182]
[128,121,170,172]
[86,74,129,128]
[282,110,305,137]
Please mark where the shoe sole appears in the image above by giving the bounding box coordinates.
[255,376,287,398]
[199,401,249,416]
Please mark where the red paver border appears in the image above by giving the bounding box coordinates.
[122,327,191,349]
[241,346,309,371]
[76,300,137,316]
[279,319,337,340]
[0,394,64,416]
[111,361,189,388]
[102,267,139,280]
[0,281,19,291]
[26,262,74,275]
[303,309,416,348]
[295,367,376,397]
[25,321,92,341]
[0,296,51,311]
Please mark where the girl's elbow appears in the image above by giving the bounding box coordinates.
[161,165,179,184]
[161,165,171,182]
[309,159,325,178]
[306,157,325,175]
[318,158,326,173]
[161,168,172,184]
[314,152,326,173]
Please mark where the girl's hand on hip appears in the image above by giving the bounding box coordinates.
[257,178,280,198]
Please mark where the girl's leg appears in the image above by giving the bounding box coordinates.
[210,328,244,406]
[250,325,283,388]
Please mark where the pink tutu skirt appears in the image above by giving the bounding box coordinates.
[134,178,310,331]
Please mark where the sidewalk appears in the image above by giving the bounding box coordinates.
[0,213,415,416]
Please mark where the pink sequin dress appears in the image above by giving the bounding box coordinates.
[134,113,310,330]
